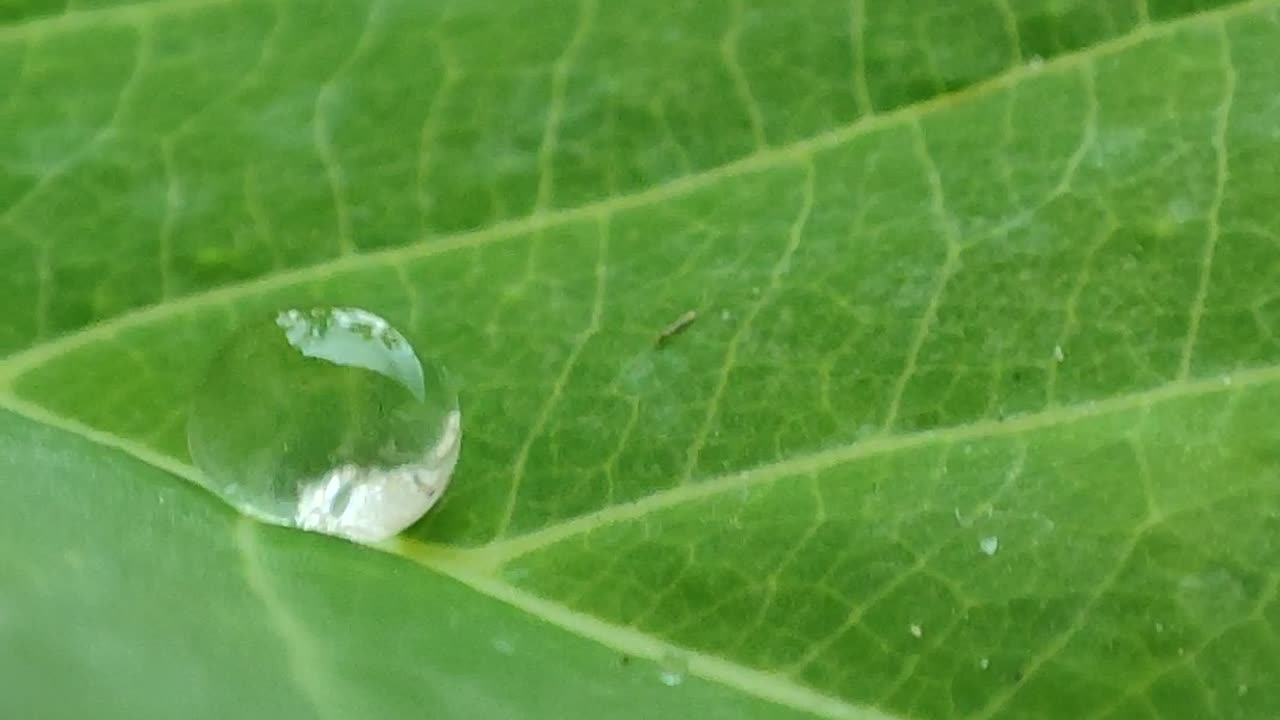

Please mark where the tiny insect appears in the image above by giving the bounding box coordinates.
[656,310,697,348]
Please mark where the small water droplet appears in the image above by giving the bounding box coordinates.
[1052,345,1065,363]
[909,623,923,639]
[979,536,1000,556]
[979,657,990,670]
[658,650,689,686]
[493,638,515,656]
[188,307,460,542]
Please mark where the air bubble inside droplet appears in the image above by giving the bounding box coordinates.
[188,306,460,542]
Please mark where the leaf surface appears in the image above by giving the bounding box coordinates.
[2,1,1279,719]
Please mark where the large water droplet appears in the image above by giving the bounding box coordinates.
[188,307,460,542]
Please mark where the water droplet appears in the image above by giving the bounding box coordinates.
[1052,344,1065,363]
[979,657,990,670]
[188,307,460,542]
[909,623,923,639]
[979,536,1000,556]
[658,651,689,686]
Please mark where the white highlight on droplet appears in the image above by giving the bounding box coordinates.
[294,410,461,542]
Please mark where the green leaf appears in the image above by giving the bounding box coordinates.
[2,1,1278,719]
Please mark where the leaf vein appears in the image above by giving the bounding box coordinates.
[534,0,596,213]
[415,19,461,222]
[494,214,610,538]
[313,0,386,257]
[468,366,1263,570]
[721,0,769,150]
[680,157,815,483]
[881,119,962,432]
[1178,19,1237,380]
[848,0,874,114]
[1,18,150,223]
[234,518,341,720]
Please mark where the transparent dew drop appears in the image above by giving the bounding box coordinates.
[187,307,460,542]
[658,651,689,687]
[979,535,1000,556]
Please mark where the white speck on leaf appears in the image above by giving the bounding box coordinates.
[979,657,990,670]
[909,623,923,639]
[1052,344,1065,363]
[493,639,515,656]
[979,536,1000,556]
